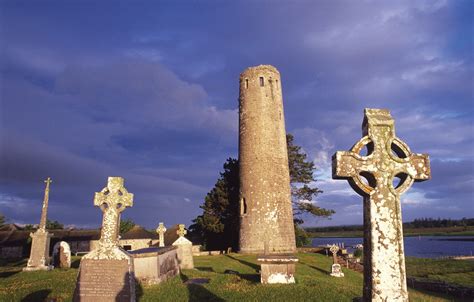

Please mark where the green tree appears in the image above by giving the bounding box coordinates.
[120,218,136,234]
[46,219,64,230]
[190,134,334,250]
[189,158,240,251]
[287,134,335,246]
[0,213,5,227]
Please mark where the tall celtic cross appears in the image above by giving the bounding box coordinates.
[332,109,430,302]
[94,177,134,248]
[156,222,167,247]
[39,177,52,231]
[177,224,187,237]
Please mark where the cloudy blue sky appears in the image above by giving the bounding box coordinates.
[0,0,472,229]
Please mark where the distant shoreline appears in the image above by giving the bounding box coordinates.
[309,231,474,239]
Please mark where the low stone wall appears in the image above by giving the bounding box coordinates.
[407,277,474,299]
[130,246,180,285]
[195,250,230,256]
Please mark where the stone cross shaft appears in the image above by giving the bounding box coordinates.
[177,224,187,237]
[94,177,134,248]
[329,245,339,264]
[332,109,430,302]
[39,177,52,230]
[156,222,167,247]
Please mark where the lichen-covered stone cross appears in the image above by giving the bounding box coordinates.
[94,177,134,248]
[156,222,167,247]
[177,224,187,237]
[332,109,430,302]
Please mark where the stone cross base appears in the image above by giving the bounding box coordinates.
[73,246,136,302]
[257,254,298,284]
[23,230,53,271]
[330,264,344,277]
[23,264,53,271]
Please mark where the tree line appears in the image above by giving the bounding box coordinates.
[305,217,474,233]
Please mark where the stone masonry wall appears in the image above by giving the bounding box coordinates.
[238,65,296,254]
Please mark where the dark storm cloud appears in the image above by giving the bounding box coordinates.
[1,0,472,228]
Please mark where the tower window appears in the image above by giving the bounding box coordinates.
[240,197,247,215]
[245,79,249,89]
[259,77,264,87]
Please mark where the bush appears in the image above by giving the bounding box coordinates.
[354,249,363,258]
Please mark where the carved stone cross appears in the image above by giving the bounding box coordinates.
[329,244,339,264]
[94,177,134,248]
[177,224,187,237]
[39,177,52,230]
[332,108,430,302]
[156,222,167,247]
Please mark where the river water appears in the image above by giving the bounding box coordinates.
[311,236,474,258]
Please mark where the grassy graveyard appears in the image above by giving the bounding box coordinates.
[1,253,468,302]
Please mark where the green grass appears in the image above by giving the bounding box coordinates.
[0,254,463,301]
[406,257,474,288]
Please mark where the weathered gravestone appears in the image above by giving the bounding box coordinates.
[52,241,71,268]
[73,177,136,302]
[24,177,54,271]
[332,109,431,301]
[257,237,298,284]
[172,224,194,269]
[329,244,344,277]
[156,222,167,247]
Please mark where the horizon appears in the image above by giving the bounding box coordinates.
[1,1,473,229]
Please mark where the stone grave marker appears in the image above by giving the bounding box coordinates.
[73,177,136,302]
[156,222,167,247]
[329,244,344,277]
[172,224,194,269]
[52,241,71,268]
[24,177,54,271]
[332,108,431,301]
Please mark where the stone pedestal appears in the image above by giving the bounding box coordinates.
[257,254,298,284]
[172,236,194,269]
[73,247,135,302]
[23,229,53,271]
[129,246,180,285]
[330,264,344,277]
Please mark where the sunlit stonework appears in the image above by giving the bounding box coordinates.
[156,222,167,247]
[83,177,134,260]
[23,177,54,271]
[332,108,431,302]
[74,177,136,302]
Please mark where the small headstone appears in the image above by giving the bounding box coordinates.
[52,241,71,268]
[156,222,167,247]
[329,245,344,277]
[73,177,136,302]
[24,177,54,271]
[332,108,431,301]
[172,225,194,269]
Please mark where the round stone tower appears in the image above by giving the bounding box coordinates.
[238,65,296,254]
